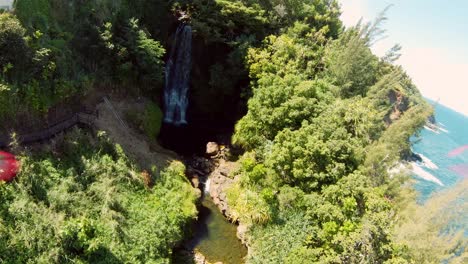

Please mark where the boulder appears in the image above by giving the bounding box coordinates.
[191,175,200,188]
[189,156,213,175]
[206,142,219,156]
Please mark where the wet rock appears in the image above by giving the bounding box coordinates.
[206,142,219,156]
[188,156,213,175]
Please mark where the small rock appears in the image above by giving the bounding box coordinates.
[206,142,219,156]
[218,166,230,177]
[191,175,200,188]
[212,196,220,205]
[212,173,222,184]
[219,192,227,202]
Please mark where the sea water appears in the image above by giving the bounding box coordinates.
[411,100,468,201]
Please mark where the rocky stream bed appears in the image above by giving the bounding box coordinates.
[174,142,248,264]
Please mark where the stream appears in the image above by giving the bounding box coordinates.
[191,194,247,264]
[171,153,248,263]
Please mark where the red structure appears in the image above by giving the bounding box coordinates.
[0,151,20,181]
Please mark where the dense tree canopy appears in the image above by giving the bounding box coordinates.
[0,130,197,263]
[227,9,445,263]
[0,0,169,122]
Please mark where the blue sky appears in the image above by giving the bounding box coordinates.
[340,0,468,116]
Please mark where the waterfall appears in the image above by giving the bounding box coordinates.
[204,178,211,194]
[164,24,192,125]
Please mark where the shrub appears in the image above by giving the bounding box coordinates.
[142,101,163,140]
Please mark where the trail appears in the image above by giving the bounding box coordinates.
[0,95,177,172]
[0,112,95,148]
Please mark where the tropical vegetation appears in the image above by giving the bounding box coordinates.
[0,1,465,263]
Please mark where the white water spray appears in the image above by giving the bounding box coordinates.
[204,178,211,194]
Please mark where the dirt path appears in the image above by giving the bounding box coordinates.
[94,98,178,172]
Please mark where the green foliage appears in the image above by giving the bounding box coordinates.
[0,13,29,82]
[248,22,329,80]
[178,0,268,43]
[227,181,274,224]
[0,7,91,117]
[14,0,51,31]
[100,18,165,91]
[233,23,335,149]
[1,0,167,123]
[391,181,467,263]
[324,27,379,97]
[183,0,342,43]
[0,130,197,263]
[268,0,343,37]
[0,81,14,119]
[227,7,437,263]
[247,212,313,263]
[142,101,164,140]
[125,101,164,140]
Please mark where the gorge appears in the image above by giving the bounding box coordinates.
[162,22,247,263]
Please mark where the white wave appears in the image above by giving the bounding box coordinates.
[438,122,446,127]
[416,153,439,170]
[424,122,449,133]
[438,127,449,133]
[424,125,440,134]
[411,163,444,186]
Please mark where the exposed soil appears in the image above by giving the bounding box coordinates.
[93,97,178,172]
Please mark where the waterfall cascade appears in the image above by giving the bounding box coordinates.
[204,178,211,194]
[164,24,192,125]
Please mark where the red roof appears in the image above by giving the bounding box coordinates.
[0,151,20,181]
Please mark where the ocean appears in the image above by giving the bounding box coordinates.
[411,100,468,201]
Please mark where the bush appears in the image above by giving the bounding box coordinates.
[0,13,29,82]
[0,129,197,263]
[142,101,163,140]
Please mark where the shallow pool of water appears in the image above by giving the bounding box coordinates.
[189,195,247,264]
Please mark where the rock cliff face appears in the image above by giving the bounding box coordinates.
[385,89,410,125]
[208,159,237,218]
